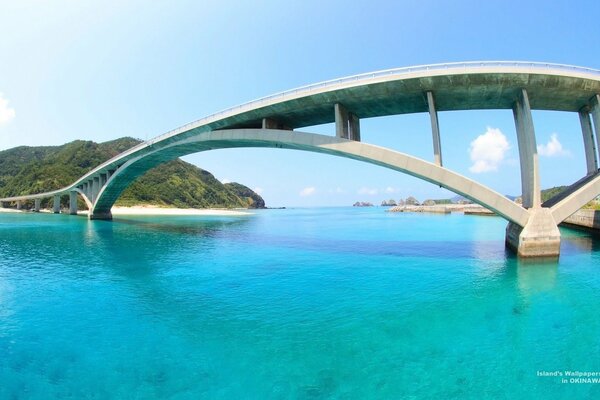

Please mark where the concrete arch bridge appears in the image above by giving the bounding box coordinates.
[2,62,600,257]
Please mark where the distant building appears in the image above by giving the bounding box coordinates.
[423,199,436,206]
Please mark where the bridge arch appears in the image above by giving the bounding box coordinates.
[92,129,530,226]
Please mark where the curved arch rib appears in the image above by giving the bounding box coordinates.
[550,173,600,224]
[92,129,530,226]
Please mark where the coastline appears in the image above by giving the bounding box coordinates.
[0,205,251,216]
[110,206,251,216]
[386,203,495,215]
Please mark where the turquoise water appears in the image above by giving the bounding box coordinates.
[1,208,599,399]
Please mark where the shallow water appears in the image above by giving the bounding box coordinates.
[0,208,599,399]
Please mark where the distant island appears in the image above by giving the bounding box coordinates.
[355,188,599,210]
[0,137,265,210]
[353,201,373,207]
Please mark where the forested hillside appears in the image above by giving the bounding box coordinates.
[0,137,265,209]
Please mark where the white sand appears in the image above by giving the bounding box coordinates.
[0,207,22,213]
[0,206,251,216]
[110,206,251,216]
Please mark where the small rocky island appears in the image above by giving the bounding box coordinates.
[353,201,374,207]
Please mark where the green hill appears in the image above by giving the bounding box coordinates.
[224,182,266,209]
[0,137,265,209]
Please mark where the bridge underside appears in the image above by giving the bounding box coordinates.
[92,129,531,226]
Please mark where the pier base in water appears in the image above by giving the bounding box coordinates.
[505,208,560,258]
[89,212,113,221]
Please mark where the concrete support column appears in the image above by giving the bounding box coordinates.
[334,103,349,139]
[512,88,541,209]
[579,108,598,175]
[100,173,107,189]
[335,103,360,141]
[261,118,291,130]
[507,89,559,257]
[53,195,60,213]
[69,191,78,215]
[89,211,113,220]
[427,91,443,166]
[506,209,560,258]
[590,94,600,167]
[34,199,41,212]
[92,177,100,202]
[16,200,22,210]
[349,113,361,141]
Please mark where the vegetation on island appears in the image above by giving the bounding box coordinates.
[0,137,265,209]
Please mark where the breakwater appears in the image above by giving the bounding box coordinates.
[562,209,600,232]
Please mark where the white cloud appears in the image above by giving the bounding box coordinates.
[384,186,397,194]
[299,186,316,196]
[328,187,345,194]
[468,127,510,173]
[358,187,378,196]
[0,93,16,125]
[537,133,570,157]
[221,178,231,184]
[253,187,263,195]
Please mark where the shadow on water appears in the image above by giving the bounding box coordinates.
[82,216,252,275]
[105,215,251,236]
[559,225,600,254]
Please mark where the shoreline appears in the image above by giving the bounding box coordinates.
[0,205,252,216]
[386,203,496,215]
[110,206,251,216]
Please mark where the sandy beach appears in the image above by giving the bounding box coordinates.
[0,206,251,216]
[0,207,22,213]
[110,206,251,216]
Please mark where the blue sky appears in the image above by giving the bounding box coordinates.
[1,0,599,207]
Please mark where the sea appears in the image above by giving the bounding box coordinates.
[0,207,599,399]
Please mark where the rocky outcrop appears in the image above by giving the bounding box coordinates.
[224,182,266,209]
[381,199,397,206]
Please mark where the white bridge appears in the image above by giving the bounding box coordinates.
[2,62,600,257]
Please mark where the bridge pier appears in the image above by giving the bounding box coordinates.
[92,177,100,202]
[262,118,291,130]
[89,211,112,220]
[69,191,78,215]
[16,200,22,210]
[513,88,541,209]
[579,108,598,175]
[334,103,360,141]
[427,91,443,166]
[507,89,561,257]
[34,199,41,212]
[53,195,60,213]
[506,208,560,258]
[590,95,600,160]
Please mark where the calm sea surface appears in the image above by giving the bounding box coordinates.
[1,207,599,399]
